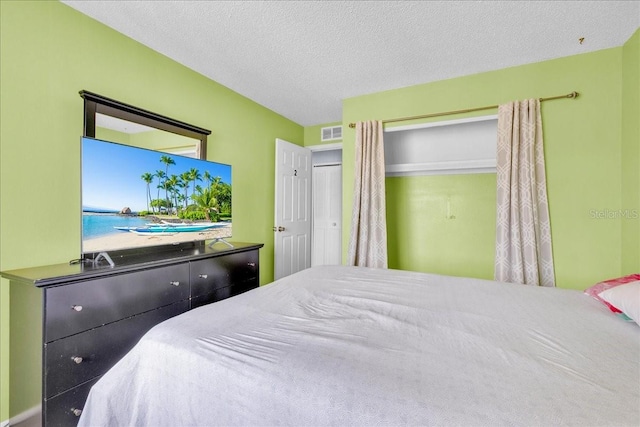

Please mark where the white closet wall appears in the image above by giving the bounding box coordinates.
[384,116,498,176]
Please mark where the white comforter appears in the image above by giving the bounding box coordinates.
[79,266,639,426]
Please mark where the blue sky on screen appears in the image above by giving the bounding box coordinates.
[82,137,231,212]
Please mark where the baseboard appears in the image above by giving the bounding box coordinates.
[7,405,40,426]
[1,419,9,427]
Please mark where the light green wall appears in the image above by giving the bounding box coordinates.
[303,122,343,147]
[7,283,41,426]
[386,174,497,279]
[343,47,632,290]
[0,0,302,418]
[0,281,7,422]
[621,29,640,274]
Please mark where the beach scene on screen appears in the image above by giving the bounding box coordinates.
[82,137,232,252]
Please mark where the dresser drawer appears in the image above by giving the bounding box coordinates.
[44,300,188,398]
[190,251,258,298]
[44,377,98,427]
[190,257,230,297]
[223,250,259,283]
[45,264,189,342]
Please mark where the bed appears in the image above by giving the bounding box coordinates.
[78,265,639,426]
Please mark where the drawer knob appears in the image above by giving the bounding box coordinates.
[71,356,83,364]
[198,274,208,279]
[169,281,180,286]
[71,408,82,417]
[247,262,256,267]
[71,305,83,312]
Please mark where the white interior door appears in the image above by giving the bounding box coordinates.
[274,139,311,280]
[312,164,342,266]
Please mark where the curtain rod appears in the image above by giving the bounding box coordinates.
[347,91,579,129]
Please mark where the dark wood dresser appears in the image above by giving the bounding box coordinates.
[1,241,263,427]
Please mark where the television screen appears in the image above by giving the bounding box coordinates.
[82,136,232,255]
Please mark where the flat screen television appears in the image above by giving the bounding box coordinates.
[82,136,232,258]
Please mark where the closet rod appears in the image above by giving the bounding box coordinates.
[347,91,579,128]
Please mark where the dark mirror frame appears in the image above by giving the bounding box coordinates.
[80,90,211,159]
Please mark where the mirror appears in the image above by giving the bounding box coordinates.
[95,113,201,158]
[80,90,210,159]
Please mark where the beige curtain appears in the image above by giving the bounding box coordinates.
[347,120,388,268]
[495,99,555,286]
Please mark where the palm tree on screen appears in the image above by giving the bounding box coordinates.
[157,181,172,214]
[203,170,212,188]
[155,170,166,213]
[160,155,176,209]
[141,172,154,213]
[189,168,202,198]
[191,187,218,221]
[177,193,186,211]
[167,174,181,214]
[180,172,191,209]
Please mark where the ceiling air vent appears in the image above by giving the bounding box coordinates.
[321,125,342,141]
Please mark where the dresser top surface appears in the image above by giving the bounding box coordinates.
[1,241,263,287]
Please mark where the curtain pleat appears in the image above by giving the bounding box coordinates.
[495,99,555,286]
[347,120,388,268]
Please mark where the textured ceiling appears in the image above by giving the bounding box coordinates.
[61,1,639,126]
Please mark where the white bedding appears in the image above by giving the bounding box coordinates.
[79,266,640,426]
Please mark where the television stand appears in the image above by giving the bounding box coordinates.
[208,238,234,249]
[93,251,115,267]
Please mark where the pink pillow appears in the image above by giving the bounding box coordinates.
[584,274,640,313]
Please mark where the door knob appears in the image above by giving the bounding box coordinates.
[273,226,286,232]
